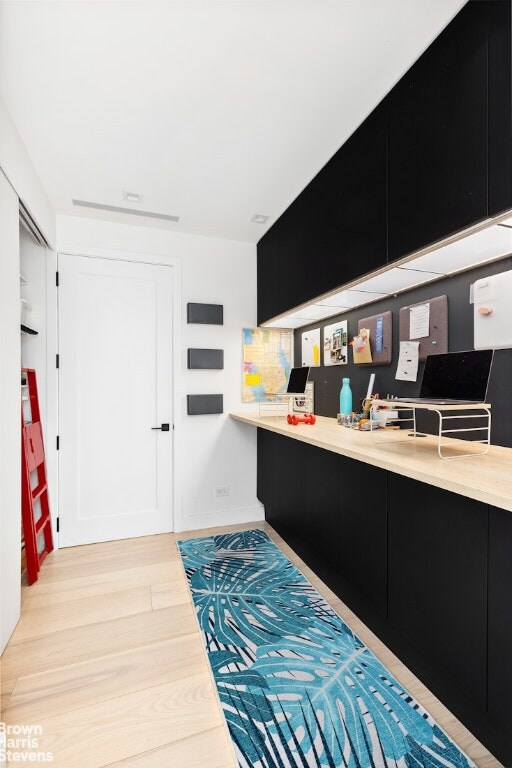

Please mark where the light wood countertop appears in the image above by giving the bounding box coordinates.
[230,411,512,512]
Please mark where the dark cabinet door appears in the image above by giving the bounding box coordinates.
[488,505,512,735]
[388,2,488,261]
[302,444,341,572]
[276,191,308,315]
[257,428,278,513]
[305,159,344,300]
[339,101,388,280]
[388,474,488,708]
[269,433,307,543]
[257,226,279,325]
[488,0,512,216]
[337,457,387,615]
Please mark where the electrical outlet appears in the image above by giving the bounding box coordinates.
[215,486,230,498]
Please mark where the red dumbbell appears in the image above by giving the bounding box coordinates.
[287,413,316,426]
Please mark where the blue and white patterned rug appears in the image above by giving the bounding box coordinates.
[178,529,474,768]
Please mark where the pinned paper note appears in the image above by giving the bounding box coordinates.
[395,341,420,381]
[409,303,430,339]
[352,328,373,364]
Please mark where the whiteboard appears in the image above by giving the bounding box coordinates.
[474,269,512,350]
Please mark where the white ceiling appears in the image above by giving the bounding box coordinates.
[0,0,465,243]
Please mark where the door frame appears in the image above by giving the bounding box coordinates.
[47,247,183,547]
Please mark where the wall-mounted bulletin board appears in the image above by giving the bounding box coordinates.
[399,295,448,361]
[323,320,348,366]
[357,310,392,365]
[302,328,321,367]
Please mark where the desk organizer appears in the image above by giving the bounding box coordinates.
[187,348,224,369]
[187,303,223,325]
[187,394,223,415]
[258,394,292,418]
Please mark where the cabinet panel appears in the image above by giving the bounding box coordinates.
[339,102,388,280]
[276,191,308,315]
[270,433,307,541]
[388,474,488,708]
[303,444,341,569]
[388,2,488,261]
[338,457,387,615]
[257,226,279,325]
[488,0,512,216]
[257,428,278,512]
[488,505,512,733]
[305,161,344,300]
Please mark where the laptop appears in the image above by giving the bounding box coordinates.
[403,350,493,405]
[286,366,310,395]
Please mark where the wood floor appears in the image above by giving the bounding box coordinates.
[0,522,502,767]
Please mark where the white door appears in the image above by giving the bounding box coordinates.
[58,253,173,547]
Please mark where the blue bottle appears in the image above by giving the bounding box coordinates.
[340,378,352,415]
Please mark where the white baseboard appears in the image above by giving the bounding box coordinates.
[179,504,264,533]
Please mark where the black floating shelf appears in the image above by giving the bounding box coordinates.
[187,348,224,370]
[21,324,38,336]
[187,394,223,415]
[187,302,223,325]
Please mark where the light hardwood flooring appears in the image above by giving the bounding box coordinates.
[0,522,502,767]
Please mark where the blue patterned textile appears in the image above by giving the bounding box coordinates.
[178,529,474,768]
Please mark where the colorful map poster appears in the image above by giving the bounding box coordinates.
[242,328,293,402]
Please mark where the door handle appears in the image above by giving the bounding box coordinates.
[151,423,170,431]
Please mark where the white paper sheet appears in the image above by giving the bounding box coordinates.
[409,303,430,339]
[395,340,420,382]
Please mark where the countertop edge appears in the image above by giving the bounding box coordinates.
[230,411,512,513]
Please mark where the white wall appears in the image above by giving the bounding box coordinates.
[0,94,55,247]
[56,214,262,533]
[0,170,21,653]
[0,95,54,652]
[20,226,48,426]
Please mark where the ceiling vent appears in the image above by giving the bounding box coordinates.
[123,190,143,204]
[72,199,180,222]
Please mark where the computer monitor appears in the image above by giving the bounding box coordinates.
[286,367,310,394]
[419,350,493,401]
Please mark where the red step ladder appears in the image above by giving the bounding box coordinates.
[21,368,54,584]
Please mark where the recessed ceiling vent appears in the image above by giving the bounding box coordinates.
[72,199,180,222]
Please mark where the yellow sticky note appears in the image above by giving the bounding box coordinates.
[245,373,262,386]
